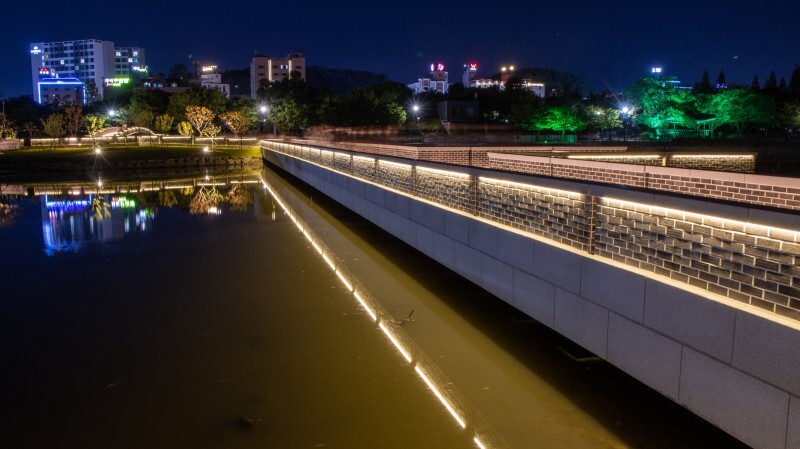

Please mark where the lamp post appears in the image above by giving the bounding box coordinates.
[259,105,267,135]
[412,105,420,128]
[621,107,630,141]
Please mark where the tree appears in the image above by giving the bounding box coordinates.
[167,64,190,84]
[64,106,83,137]
[776,101,800,128]
[154,114,175,134]
[779,77,788,93]
[626,76,695,130]
[41,113,66,147]
[85,81,101,105]
[695,69,713,94]
[789,66,800,99]
[185,105,216,136]
[167,87,227,121]
[716,70,727,88]
[708,88,774,136]
[220,111,248,138]
[0,112,14,139]
[83,115,106,143]
[587,105,622,140]
[750,73,761,91]
[177,121,193,137]
[130,110,155,129]
[541,106,587,139]
[764,70,778,94]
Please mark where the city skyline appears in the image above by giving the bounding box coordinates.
[2,0,799,98]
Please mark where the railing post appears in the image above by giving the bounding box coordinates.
[586,194,598,255]
[470,173,478,216]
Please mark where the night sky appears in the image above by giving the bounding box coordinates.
[1,0,798,98]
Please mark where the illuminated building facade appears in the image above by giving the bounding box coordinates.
[408,63,449,94]
[198,64,231,99]
[29,39,146,103]
[250,52,306,99]
[114,47,147,76]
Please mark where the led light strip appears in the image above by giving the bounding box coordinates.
[601,196,799,240]
[417,166,471,178]
[479,176,582,199]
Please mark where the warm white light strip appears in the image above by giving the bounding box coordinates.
[567,154,661,159]
[417,166,471,178]
[378,160,412,169]
[353,155,375,162]
[321,150,334,156]
[670,154,753,159]
[479,176,581,198]
[311,241,323,255]
[379,322,413,363]
[414,365,466,429]
[335,270,353,292]
[601,197,799,240]
[474,437,487,449]
[321,253,337,272]
[354,291,377,321]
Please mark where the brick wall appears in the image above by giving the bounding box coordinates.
[489,153,800,211]
[263,141,800,322]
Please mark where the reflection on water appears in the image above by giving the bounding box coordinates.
[41,193,154,255]
[21,172,263,255]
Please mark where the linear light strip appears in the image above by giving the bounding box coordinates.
[474,437,487,449]
[670,154,753,159]
[414,365,466,429]
[354,291,377,321]
[335,270,353,292]
[478,176,581,198]
[378,159,413,169]
[417,166,471,178]
[601,196,799,240]
[379,322,413,363]
[567,154,662,159]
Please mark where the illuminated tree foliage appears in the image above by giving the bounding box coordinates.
[41,113,66,147]
[220,111,248,138]
[703,88,774,136]
[83,115,106,142]
[154,114,174,134]
[64,106,83,137]
[130,110,154,129]
[542,106,587,138]
[185,105,216,136]
[626,76,695,130]
[586,105,622,139]
[189,186,223,215]
[177,121,193,137]
[225,184,253,212]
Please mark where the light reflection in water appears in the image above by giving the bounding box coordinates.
[259,176,510,449]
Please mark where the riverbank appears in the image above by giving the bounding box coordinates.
[0,145,262,175]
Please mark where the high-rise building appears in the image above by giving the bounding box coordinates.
[250,52,306,99]
[29,39,146,103]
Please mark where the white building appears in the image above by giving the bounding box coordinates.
[29,39,146,103]
[408,63,449,94]
[199,65,230,99]
[250,52,306,99]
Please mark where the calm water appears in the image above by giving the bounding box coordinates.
[0,168,747,449]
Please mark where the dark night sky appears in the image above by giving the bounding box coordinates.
[1,0,798,98]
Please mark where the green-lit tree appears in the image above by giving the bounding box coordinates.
[706,88,774,136]
[542,106,587,140]
[627,76,695,131]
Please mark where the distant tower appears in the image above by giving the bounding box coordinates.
[463,63,477,87]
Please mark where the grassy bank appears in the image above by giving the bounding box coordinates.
[0,145,261,164]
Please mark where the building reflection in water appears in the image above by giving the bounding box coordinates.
[41,194,155,256]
